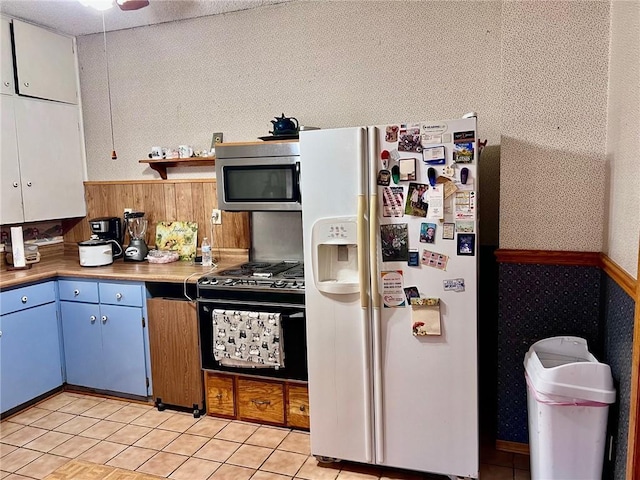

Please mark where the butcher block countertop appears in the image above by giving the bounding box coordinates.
[0,251,248,289]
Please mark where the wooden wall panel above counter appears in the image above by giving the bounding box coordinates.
[62,179,250,252]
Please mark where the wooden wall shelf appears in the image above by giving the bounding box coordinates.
[139,156,216,179]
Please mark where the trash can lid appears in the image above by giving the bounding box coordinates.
[524,336,616,404]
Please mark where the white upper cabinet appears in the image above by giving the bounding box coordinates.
[1,18,14,95]
[0,95,23,224]
[0,95,87,224]
[12,19,78,104]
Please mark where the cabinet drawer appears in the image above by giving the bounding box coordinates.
[58,279,99,303]
[237,378,284,425]
[99,282,143,307]
[205,372,235,418]
[286,384,310,429]
[1,281,56,315]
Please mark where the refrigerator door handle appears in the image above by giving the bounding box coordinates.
[368,126,384,463]
[357,195,368,308]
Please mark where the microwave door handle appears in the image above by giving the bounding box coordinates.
[296,161,302,203]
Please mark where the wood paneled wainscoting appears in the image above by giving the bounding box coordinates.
[62,180,249,254]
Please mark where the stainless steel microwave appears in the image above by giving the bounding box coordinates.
[215,141,301,211]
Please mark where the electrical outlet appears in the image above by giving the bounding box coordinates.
[212,132,223,145]
[211,209,222,224]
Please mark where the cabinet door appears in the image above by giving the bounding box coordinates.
[0,95,24,225]
[60,301,103,390]
[13,97,86,222]
[0,302,63,413]
[147,298,203,408]
[100,304,147,396]
[1,19,14,95]
[12,20,77,104]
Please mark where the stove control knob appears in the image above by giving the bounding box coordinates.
[224,278,234,285]
[274,280,287,288]
[210,278,218,285]
[200,278,210,285]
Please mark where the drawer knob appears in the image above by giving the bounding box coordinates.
[26,182,32,187]
[101,315,108,323]
[3,81,10,87]
[299,405,306,412]
[90,315,97,323]
[116,293,123,300]
[215,393,223,399]
[13,182,19,188]
[74,289,80,296]
[21,296,28,304]
[251,399,271,407]
[24,82,30,87]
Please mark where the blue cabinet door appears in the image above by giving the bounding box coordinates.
[60,301,103,390]
[0,302,62,413]
[100,304,147,396]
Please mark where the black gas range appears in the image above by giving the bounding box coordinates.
[197,260,307,380]
[197,261,305,305]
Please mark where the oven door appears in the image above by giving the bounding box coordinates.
[198,299,307,381]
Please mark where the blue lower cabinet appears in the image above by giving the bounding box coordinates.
[0,282,62,414]
[59,279,148,397]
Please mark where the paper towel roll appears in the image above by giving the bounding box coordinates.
[11,227,26,268]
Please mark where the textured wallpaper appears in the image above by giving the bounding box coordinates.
[605,1,640,279]
[76,1,503,180]
[76,1,632,255]
[499,1,610,252]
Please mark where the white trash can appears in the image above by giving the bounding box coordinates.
[524,336,616,480]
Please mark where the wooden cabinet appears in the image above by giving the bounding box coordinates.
[286,384,310,429]
[0,281,63,414]
[147,298,204,415]
[0,95,86,224]
[204,371,309,430]
[12,20,78,104]
[204,372,235,418]
[237,378,285,425]
[59,279,149,397]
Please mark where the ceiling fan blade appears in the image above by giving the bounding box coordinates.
[117,0,149,10]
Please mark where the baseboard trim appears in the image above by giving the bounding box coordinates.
[495,440,530,455]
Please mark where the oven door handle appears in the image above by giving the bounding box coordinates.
[200,298,305,310]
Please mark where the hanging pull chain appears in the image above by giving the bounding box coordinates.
[102,12,117,160]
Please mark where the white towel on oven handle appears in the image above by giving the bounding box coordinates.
[212,309,284,368]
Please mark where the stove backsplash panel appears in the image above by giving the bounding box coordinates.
[251,212,303,262]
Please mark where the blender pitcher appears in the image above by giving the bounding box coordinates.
[124,211,148,261]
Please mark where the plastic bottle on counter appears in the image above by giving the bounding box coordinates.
[201,237,212,267]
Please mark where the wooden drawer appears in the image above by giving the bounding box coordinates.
[286,384,310,429]
[205,372,235,418]
[58,279,99,304]
[237,378,284,425]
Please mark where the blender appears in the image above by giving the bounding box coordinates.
[124,211,148,261]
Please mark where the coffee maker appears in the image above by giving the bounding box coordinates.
[88,217,124,259]
[124,211,149,262]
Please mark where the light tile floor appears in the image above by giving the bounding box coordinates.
[0,392,530,479]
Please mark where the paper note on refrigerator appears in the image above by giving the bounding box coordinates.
[427,184,444,219]
[454,191,476,220]
[381,270,406,308]
[410,298,441,336]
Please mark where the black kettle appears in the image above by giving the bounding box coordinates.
[269,113,299,136]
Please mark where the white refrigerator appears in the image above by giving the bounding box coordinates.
[299,117,479,478]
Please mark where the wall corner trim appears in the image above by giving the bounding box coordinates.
[600,253,636,298]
